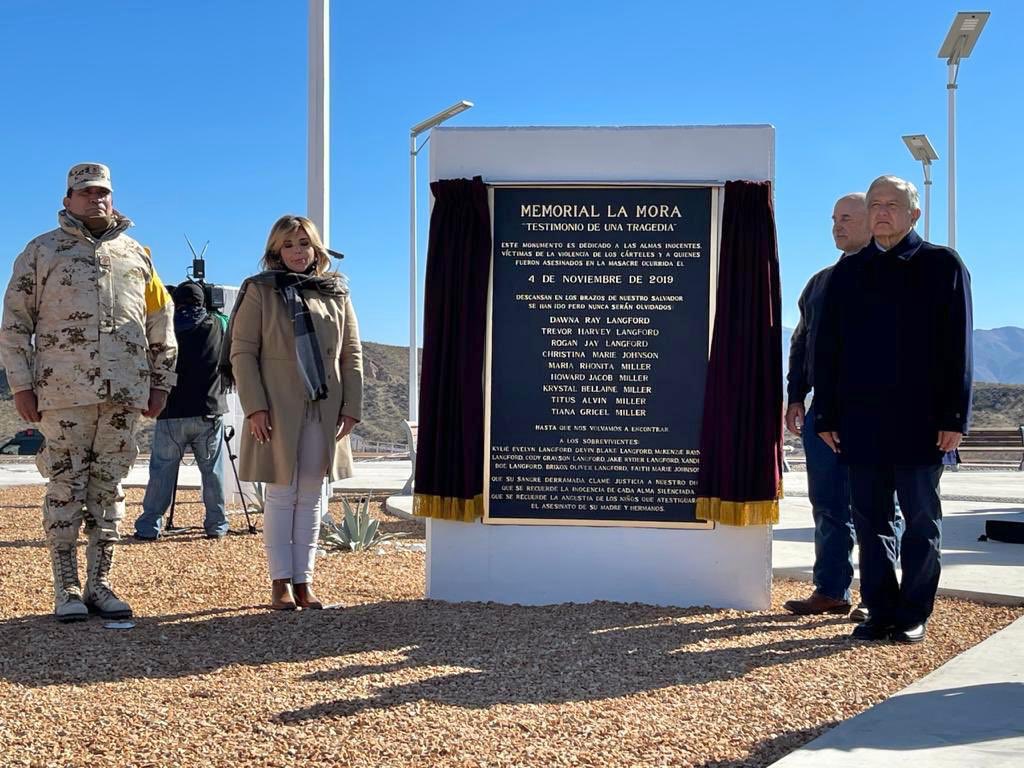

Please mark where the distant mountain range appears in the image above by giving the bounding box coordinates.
[781,326,1024,385]
[973,327,1024,384]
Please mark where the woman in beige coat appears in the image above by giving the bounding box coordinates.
[228,215,363,610]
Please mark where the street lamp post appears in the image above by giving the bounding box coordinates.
[901,134,939,241]
[307,0,329,243]
[308,0,331,512]
[937,11,990,250]
[408,100,474,422]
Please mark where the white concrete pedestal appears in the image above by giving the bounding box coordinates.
[427,518,771,609]
[426,125,776,610]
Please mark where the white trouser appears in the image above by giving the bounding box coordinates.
[263,419,328,583]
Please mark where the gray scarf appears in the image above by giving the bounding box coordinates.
[218,270,348,396]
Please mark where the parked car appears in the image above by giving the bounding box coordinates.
[0,428,44,455]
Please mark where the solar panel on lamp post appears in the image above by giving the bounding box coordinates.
[901,134,939,241]
[937,11,990,250]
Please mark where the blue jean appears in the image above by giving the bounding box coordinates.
[135,416,227,538]
[849,463,943,629]
[803,403,856,601]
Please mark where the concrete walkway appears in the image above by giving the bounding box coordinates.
[777,470,1024,604]
[769,469,1024,766]
[771,614,1024,767]
[128,457,410,495]
[0,458,413,494]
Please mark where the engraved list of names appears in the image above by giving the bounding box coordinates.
[486,186,712,525]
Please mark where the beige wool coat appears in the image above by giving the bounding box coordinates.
[230,278,363,484]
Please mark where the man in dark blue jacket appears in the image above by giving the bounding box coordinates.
[814,175,973,644]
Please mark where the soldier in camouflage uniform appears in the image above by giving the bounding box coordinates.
[0,163,177,622]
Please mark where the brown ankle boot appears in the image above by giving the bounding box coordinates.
[783,590,851,616]
[293,582,322,610]
[270,579,296,611]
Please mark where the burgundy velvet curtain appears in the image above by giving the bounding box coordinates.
[695,180,783,526]
[413,177,491,522]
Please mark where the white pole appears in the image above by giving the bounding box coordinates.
[308,0,329,244]
[406,101,473,425]
[308,0,331,512]
[925,162,933,243]
[409,134,419,422]
[924,175,932,241]
[947,62,957,250]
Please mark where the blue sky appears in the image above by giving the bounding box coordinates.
[2,1,1021,345]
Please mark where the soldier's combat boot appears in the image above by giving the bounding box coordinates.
[49,544,88,623]
[83,533,133,619]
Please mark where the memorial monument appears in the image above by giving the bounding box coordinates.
[416,126,780,609]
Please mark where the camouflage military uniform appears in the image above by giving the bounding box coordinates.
[0,204,176,619]
[37,404,140,544]
[2,210,176,412]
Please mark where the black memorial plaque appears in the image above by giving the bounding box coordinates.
[486,186,712,525]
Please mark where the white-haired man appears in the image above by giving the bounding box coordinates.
[814,175,973,644]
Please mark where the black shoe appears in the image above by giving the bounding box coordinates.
[849,603,869,623]
[132,533,158,542]
[204,531,227,540]
[891,623,927,644]
[851,619,892,641]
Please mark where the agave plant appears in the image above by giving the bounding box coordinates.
[319,495,408,552]
[247,481,266,513]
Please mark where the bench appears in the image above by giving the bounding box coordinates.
[955,427,1024,471]
[400,420,418,494]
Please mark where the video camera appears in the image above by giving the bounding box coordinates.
[181,235,226,311]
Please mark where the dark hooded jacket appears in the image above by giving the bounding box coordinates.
[160,293,227,420]
[812,229,973,464]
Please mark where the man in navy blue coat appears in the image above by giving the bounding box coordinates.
[813,175,973,644]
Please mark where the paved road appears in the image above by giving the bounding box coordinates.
[0,458,412,493]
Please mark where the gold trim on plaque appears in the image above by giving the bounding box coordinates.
[485,515,714,530]
[483,183,718,530]
[485,180,727,188]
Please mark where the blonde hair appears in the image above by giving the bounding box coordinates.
[261,215,331,274]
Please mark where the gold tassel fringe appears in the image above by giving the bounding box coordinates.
[413,489,782,526]
[695,497,780,526]
[414,493,484,523]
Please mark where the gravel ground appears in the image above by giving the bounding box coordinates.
[0,486,1020,768]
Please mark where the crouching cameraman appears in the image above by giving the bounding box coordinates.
[135,282,229,539]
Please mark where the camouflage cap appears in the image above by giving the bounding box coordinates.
[67,163,112,192]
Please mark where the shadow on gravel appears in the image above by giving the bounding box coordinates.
[695,723,840,767]
[0,600,853,715]
[0,538,46,549]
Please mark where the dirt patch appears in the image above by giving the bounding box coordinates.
[0,485,1020,767]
